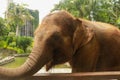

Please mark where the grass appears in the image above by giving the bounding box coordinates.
[1,57,70,68]
[1,57,27,68]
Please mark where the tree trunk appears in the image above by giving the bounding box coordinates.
[16,25,20,36]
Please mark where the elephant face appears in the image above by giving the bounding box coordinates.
[35,11,78,71]
[42,14,93,71]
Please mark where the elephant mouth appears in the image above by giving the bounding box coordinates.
[46,59,54,71]
[45,53,71,71]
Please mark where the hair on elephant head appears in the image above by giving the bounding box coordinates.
[0,10,120,78]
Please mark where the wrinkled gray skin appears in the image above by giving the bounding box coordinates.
[0,11,120,78]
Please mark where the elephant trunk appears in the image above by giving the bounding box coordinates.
[0,36,52,78]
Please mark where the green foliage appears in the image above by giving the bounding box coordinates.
[6,3,34,36]
[117,17,120,26]
[0,2,37,37]
[6,36,15,45]
[1,36,16,47]
[9,42,16,47]
[0,41,7,48]
[52,0,120,27]
[0,2,35,54]
[16,37,33,52]
[29,10,39,30]
[26,46,33,53]
[0,36,33,54]
[0,17,9,36]
[7,47,24,54]
[8,32,16,36]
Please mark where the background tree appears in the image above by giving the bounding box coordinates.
[6,3,34,36]
[52,0,120,28]
[0,17,9,36]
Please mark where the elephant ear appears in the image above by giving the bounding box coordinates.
[73,18,94,54]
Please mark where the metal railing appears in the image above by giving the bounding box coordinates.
[2,71,120,80]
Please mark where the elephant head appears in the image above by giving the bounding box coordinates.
[0,11,93,77]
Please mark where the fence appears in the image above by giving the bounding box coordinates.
[2,71,120,80]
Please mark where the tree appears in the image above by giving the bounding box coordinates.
[0,17,9,36]
[52,0,120,28]
[6,3,34,36]
[29,10,39,30]
[52,0,97,19]
[111,0,120,26]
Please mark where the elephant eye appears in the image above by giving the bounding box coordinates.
[52,32,62,41]
[45,32,64,53]
[47,32,63,43]
[52,35,60,41]
[53,48,61,54]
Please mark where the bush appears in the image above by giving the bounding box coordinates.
[0,36,16,47]
[0,36,33,54]
[0,41,7,48]
[7,47,24,54]
[26,46,33,53]
[16,36,33,52]
[9,42,16,47]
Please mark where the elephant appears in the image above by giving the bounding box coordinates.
[0,10,120,78]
